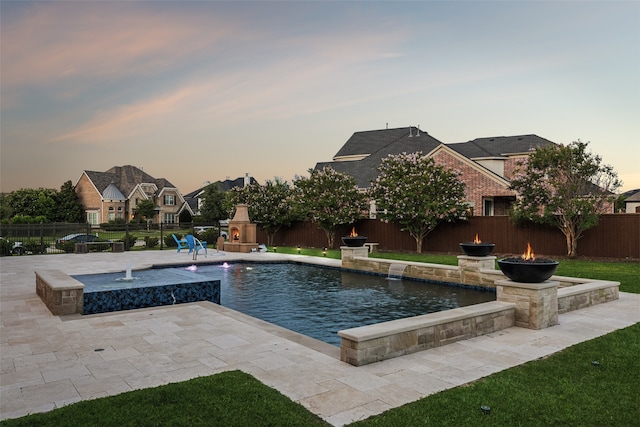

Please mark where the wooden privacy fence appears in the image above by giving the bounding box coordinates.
[256,214,640,259]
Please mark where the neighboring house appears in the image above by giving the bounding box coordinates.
[621,189,640,213]
[75,165,192,225]
[315,127,555,216]
[184,173,258,216]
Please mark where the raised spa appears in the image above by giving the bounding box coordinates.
[73,262,494,346]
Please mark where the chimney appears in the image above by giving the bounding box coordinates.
[416,125,420,137]
[408,126,413,137]
[244,173,250,187]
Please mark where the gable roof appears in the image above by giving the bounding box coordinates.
[316,127,444,187]
[624,190,640,202]
[448,135,555,158]
[334,126,441,160]
[184,176,259,199]
[316,129,557,189]
[81,165,177,198]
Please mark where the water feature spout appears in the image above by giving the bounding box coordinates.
[388,263,407,280]
[116,262,137,282]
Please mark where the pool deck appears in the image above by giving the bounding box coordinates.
[1,251,639,425]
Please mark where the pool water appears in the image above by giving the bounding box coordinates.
[189,262,494,346]
[75,262,495,346]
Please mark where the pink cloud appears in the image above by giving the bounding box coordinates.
[2,2,231,87]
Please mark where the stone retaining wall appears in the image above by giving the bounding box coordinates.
[557,281,620,314]
[339,301,515,366]
[35,270,84,315]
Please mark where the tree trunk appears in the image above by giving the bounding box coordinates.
[415,235,422,253]
[324,228,335,249]
[563,227,578,257]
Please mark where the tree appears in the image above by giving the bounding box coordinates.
[200,183,227,224]
[228,178,299,246]
[509,140,621,257]
[294,167,368,248]
[53,181,84,222]
[134,199,156,223]
[369,152,468,253]
[5,188,57,222]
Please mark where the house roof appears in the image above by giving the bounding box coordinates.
[448,135,555,158]
[82,165,176,198]
[316,129,557,189]
[624,190,640,202]
[316,127,443,187]
[184,176,259,198]
[102,182,126,201]
[334,126,441,159]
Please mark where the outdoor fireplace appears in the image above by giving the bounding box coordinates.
[498,243,559,283]
[223,204,259,253]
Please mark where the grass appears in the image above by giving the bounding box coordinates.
[0,371,330,427]
[349,323,640,426]
[2,250,638,426]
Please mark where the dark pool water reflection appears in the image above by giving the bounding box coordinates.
[194,263,495,346]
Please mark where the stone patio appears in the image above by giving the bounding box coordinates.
[1,251,638,425]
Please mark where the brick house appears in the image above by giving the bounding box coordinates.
[314,127,555,216]
[74,165,192,225]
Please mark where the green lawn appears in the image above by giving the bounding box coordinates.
[1,251,638,426]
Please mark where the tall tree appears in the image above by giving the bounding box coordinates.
[5,188,57,222]
[369,152,468,253]
[200,183,227,224]
[53,181,84,222]
[134,199,156,222]
[232,178,299,246]
[509,140,621,257]
[294,167,368,248]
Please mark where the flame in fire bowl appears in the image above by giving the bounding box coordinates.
[498,243,559,283]
[342,227,367,247]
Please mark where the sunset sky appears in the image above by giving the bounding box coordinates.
[1,1,638,194]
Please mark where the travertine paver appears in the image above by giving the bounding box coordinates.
[1,251,638,426]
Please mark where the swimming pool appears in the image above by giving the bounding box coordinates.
[75,262,495,346]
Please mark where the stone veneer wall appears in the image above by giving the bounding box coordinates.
[35,270,84,315]
[339,301,515,366]
[342,255,498,288]
[557,281,620,314]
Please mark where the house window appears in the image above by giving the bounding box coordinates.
[87,211,99,225]
[483,198,494,216]
[164,213,175,224]
[164,195,175,206]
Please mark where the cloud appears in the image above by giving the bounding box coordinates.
[1,2,232,88]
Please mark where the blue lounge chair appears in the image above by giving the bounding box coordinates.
[172,234,189,253]
[186,234,207,256]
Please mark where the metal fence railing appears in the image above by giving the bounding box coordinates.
[0,222,225,256]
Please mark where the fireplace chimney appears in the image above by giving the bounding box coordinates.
[244,173,250,187]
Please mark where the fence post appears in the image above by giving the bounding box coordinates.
[39,222,44,253]
[160,222,164,250]
[125,223,130,251]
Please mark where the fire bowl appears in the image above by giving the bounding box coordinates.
[498,258,559,283]
[460,242,495,257]
[341,236,368,247]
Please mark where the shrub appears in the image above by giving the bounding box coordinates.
[0,239,13,256]
[144,236,159,248]
[165,233,183,248]
[121,235,137,249]
[23,240,47,255]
